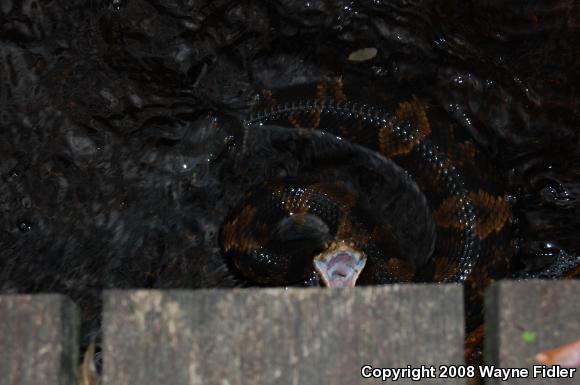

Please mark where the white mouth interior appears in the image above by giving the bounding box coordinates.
[314,250,366,287]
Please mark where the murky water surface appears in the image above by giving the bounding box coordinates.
[1,0,579,361]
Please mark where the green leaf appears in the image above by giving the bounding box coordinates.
[521,330,536,343]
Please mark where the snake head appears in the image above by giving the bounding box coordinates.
[313,241,367,288]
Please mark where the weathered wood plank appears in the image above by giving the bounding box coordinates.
[103,285,465,385]
[485,280,580,385]
[0,294,80,385]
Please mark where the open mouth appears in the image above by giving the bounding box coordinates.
[313,241,367,288]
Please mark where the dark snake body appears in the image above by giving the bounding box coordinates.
[220,78,515,332]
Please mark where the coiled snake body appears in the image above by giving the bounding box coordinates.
[220,78,515,328]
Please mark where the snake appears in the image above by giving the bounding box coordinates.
[219,77,515,332]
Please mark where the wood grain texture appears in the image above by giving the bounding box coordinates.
[0,294,80,385]
[103,285,465,385]
[484,280,580,385]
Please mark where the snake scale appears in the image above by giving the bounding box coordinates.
[220,77,515,335]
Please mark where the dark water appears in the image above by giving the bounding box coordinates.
[1,0,579,367]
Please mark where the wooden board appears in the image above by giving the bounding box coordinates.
[485,280,580,385]
[103,285,465,385]
[0,294,80,385]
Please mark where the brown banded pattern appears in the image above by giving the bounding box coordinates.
[221,79,515,339]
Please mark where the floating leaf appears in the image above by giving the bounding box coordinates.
[347,47,378,62]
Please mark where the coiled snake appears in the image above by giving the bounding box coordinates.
[220,77,515,329]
